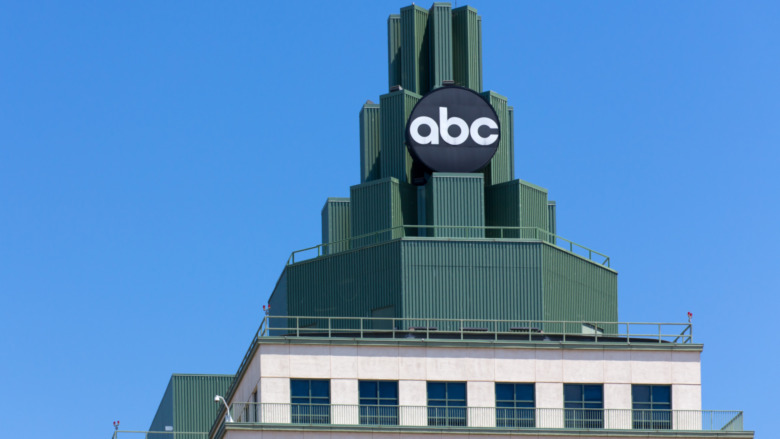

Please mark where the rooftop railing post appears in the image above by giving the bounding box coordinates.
[328,318,332,337]
[626,322,631,344]
[658,324,662,343]
[360,318,363,338]
[296,317,300,337]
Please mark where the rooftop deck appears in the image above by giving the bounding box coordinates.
[287,225,611,267]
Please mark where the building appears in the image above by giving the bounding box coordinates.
[131,3,752,439]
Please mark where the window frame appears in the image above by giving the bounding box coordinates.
[632,385,672,430]
[495,382,535,428]
[358,380,399,426]
[290,379,331,424]
[563,383,604,429]
[427,381,467,427]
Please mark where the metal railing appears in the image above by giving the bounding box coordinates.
[111,432,207,439]
[287,225,610,267]
[260,315,694,344]
[226,403,744,432]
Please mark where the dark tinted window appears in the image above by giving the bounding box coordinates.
[495,383,535,428]
[632,385,671,430]
[427,382,466,426]
[359,381,398,425]
[290,379,330,424]
[563,384,603,429]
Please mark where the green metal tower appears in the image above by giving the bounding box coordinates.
[269,3,617,330]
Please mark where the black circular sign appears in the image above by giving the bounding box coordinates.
[405,86,500,173]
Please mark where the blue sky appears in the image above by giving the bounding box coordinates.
[1,1,777,437]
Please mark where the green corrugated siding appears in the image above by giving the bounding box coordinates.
[401,240,544,330]
[359,103,381,183]
[321,198,351,255]
[401,5,429,94]
[425,173,484,238]
[387,15,402,89]
[350,178,416,247]
[508,106,515,177]
[173,375,233,435]
[542,244,618,332]
[149,378,174,433]
[452,6,482,91]
[149,375,233,437]
[379,90,421,183]
[480,91,513,185]
[547,201,557,236]
[519,179,549,231]
[286,240,403,327]
[428,3,453,89]
[484,179,548,237]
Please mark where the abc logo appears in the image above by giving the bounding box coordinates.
[406,86,500,173]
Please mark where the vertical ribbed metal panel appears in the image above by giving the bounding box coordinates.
[547,201,557,236]
[484,180,521,238]
[428,3,453,89]
[480,91,513,185]
[351,177,416,247]
[519,180,549,231]
[387,14,402,89]
[477,16,483,92]
[400,5,429,94]
[379,90,421,182]
[542,245,618,331]
[172,375,234,435]
[401,240,544,327]
[286,240,403,324]
[359,102,381,183]
[321,198,351,255]
[484,179,549,236]
[452,6,482,91]
[425,173,484,238]
[149,378,174,433]
[508,106,515,177]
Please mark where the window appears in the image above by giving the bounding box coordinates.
[359,381,398,425]
[427,382,467,426]
[495,383,535,428]
[250,389,258,422]
[632,385,671,429]
[290,379,330,424]
[564,384,603,429]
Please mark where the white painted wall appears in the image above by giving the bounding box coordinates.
[243,341,702,426]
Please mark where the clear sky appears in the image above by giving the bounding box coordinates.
[1,1,777,437]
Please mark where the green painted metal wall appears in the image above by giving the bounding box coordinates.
[321,198,351,255]
[547,201,557,236]
[387,14,402,89]
[280,239,617,330]
[400,240,544,327]
[400,5,430,94]
[359,102,381,183]
[480,91,514,185]
[428,3,453,89]
[149,378,174,434]
[485,179,549,237]
[519,180,549,231]
[285,240,404,328]
[452,6,482,91]
[425,173,485,237]
[542,244,618,331]
[149,375,233,437]
[350,177,416,247]
[379,89,421,183]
